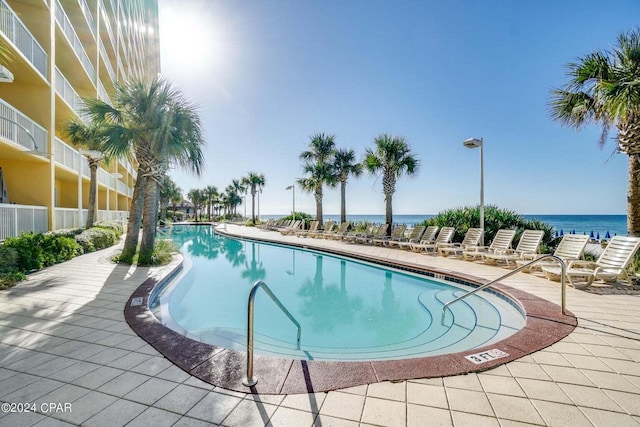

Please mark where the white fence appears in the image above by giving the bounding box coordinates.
[0,204,48,240]
[54,207,87,230]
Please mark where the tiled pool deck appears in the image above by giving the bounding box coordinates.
[1,224,640,426]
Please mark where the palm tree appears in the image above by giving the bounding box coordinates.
[333,148,362,224]
[188,188,204,221]
[297,133,337,225]
[65,119,109,230]
[84,77,205,264]
[159,176,181,223]
[549,28,640,236]
[228,179,245,216]
[363,134,419,234]
[242,172,266,222]
[204,185,218,220]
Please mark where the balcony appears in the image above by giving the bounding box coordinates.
[78,0,96,39]
[55,0,96,84]
[0,0,47,79]
[0,204,48,241]
[55,67,89,121]
[0,98,47,151]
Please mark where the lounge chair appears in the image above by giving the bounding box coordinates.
[483,229,545,267]
[372,224,407,246]
[396,225,437,250]
[541,236,640,289]
[309,220,334,238]
[389,225,426,249]
[410,227,455,254]
[438,228,483,257]
[355,223,389,244]
[462,229,516,261]
[296,220,319,237]
[342,224,375,243]
[516,234,589,275]
[280,220,302,235]
[328,221,351,240]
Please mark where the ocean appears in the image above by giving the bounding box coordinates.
[261,214,628,239]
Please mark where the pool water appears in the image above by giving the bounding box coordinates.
[150,225,525,361]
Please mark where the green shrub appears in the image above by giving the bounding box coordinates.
[149,239,177,265]
[421,205,555,251]
[50,228,84,238]
[75,227,118,252]
[93,220,123,237]
[0,271,26,290]
[4,233,81,271]
[0,245,19,275]
[245,219,256,227]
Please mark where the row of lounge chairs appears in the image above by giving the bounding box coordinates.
[261,219,640,289]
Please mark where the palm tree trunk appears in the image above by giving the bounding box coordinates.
[385,193,393,236]
[628,154,640,236]
[251,190,256,222]
[315,185,323,226]
[120,174,147,264]
[85,162,98,230]
[340,181,346,224]
[139,176,159,264]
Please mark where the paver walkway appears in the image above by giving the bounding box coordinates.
[1,224,640,426]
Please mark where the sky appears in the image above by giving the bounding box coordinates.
[157,0,640,216]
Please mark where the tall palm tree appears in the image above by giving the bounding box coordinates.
[159,176,181,223]
[297,133,337,225]
[242,172,266,222]
[333,148,362,224]
[204,185,218,220]
[364,134,419,234]
[188,188,204,221]
[84,77,205,264]
[228,179,245,216]
[549,28,640,236]
[65,119,109,230]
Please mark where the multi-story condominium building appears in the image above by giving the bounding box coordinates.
[0,0,160,239]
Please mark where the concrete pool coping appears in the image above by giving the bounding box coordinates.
[124,224,577,395]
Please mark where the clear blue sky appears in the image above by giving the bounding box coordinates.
[158,0,639,216]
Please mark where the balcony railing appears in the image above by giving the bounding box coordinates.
[99,39,115,82]
[78,0,96,39]
[0,98,47,151]
[99,1,116,54]
[55,67,89,121]
[54,137,90,177]
[0,204,48,240]
[56,0,96,84]
[98,209,127,223]
[97,79,111,104]
[55,207,87,230]
[0,0,47,79]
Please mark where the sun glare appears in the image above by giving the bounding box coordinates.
[159,4,226,77]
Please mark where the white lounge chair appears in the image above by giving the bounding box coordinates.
[328,222,351,240]
[438,228,483,257]
[389,225,426,249]
[373,224,407,246]
[462,229,516,261]
[396,225,438,250]
[280,220,302,235]
[342,224,375,243]
[541,236,640,289]
[410,227,455,254]
[483,229,545,267]
[516,234,589,276]
[355,224,389,244]
[296,220,319,237]
[309,220,334,238]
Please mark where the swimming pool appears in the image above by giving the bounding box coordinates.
[150,225,526,361]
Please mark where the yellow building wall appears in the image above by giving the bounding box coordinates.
[0,159,50,206]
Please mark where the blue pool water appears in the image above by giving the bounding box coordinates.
[150,225,526,361]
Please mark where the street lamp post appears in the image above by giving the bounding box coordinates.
[285,185,295,219]
[463,137,484,246]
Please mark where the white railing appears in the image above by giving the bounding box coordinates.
[0,98,47,151]
[54,137,90,177]
[97,79,111,104]
[0,204,48,240]
[55,67,88,120]
[99,1,116,53]
[0,0,48,79]
[78,0,96,39]
[98,209,127,223]
[55,0,96,84]
[55,207,87,230]
[117,180,127,194]
[99,39,115,82]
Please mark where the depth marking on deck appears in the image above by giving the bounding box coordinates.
[465,349,509,364]
[130,297,144,306]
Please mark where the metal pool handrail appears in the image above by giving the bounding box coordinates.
[442,255,567,315]
[243,280,301,387]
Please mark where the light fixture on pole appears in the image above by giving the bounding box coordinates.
[285,185,295,219]
[463,137,484,246]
